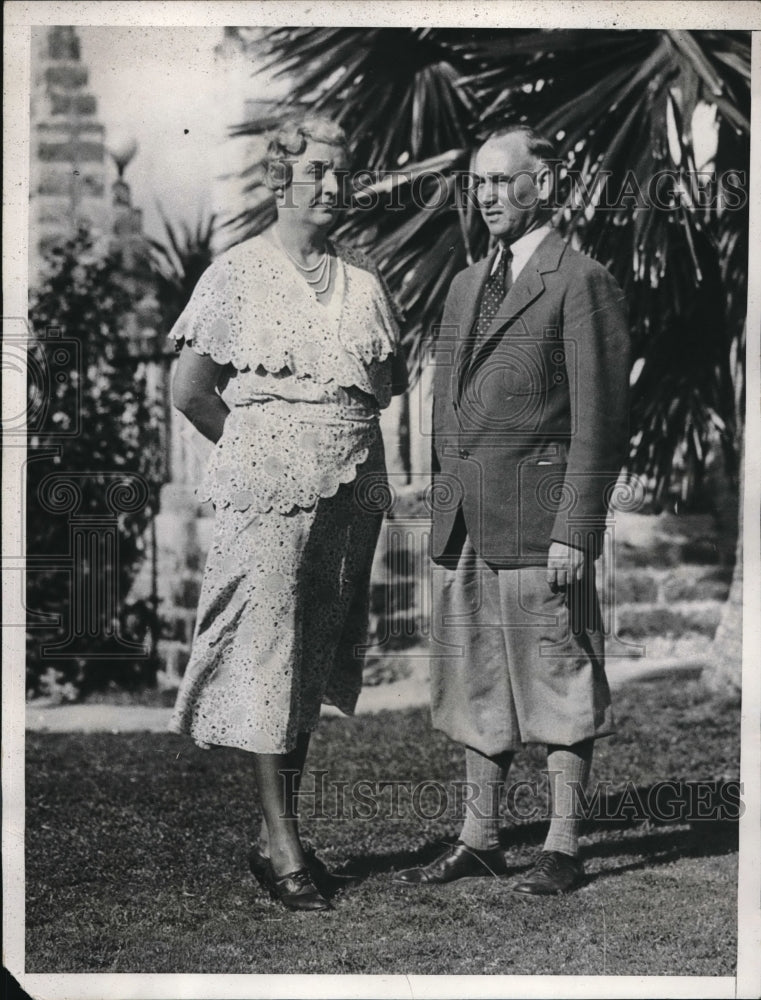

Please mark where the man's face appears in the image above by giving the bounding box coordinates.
[474,134,548,244]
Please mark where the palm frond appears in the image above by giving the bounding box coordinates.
[227,26,750,503]
[148,210,217,329]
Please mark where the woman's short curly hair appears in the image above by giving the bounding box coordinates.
[264,115,350,190]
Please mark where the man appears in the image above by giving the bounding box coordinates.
[395,125,630,895]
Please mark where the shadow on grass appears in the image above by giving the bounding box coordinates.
[331,780,739,887]
[580,822,737,887]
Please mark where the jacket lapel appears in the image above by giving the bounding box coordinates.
[452,255,493,399]
[458,255,493,345]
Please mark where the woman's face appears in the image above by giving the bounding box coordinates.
[281,139,349,230]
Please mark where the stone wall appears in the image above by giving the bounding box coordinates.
[600,512,734,665]
[151,486,215,687]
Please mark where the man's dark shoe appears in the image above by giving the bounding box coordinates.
[512,850,584,896]
[392,841,508,885]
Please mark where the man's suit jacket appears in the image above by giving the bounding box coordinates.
[431,228,631,568]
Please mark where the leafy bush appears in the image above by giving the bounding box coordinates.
[26,230,164,698]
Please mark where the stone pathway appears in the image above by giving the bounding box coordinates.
[25,655,705,734]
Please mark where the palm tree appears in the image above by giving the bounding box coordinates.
[148,211,217,331]
[227,27,750,690]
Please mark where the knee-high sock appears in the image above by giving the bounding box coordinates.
[543,740,593,857]
[460,747,513,851]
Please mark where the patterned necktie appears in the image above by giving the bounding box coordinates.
[460,245,512,387]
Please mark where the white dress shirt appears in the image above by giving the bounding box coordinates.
[490,223,553,284]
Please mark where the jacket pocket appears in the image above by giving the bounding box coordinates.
[517,457,570,552]
[493,340,567,397]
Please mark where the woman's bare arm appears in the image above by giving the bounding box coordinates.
[172,344,231,444]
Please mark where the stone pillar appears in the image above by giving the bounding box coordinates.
[152,478,214,689]
[29,26,111,285]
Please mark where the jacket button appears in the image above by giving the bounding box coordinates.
[459,448,470,459]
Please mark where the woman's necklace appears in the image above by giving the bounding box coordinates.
[282,244,332,296]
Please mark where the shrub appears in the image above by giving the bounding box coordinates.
[26,230,164,698]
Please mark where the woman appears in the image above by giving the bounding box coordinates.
[167,116,406,912]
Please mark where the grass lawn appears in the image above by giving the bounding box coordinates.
[25,676,739,976]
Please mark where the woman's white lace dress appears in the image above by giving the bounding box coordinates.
[167,232,402,753]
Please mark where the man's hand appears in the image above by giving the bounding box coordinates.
[546,541,586,593]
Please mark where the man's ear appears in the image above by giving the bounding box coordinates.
[536,163,555,207]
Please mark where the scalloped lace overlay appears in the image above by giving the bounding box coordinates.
[169,234,401,513]
[201,392,382,514]
[168,235,399,406]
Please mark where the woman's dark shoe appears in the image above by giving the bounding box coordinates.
[248,844,273,888]
[249,844,360,896]
[262,861,332,912]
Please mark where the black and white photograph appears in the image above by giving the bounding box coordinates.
[3,2,760,998]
